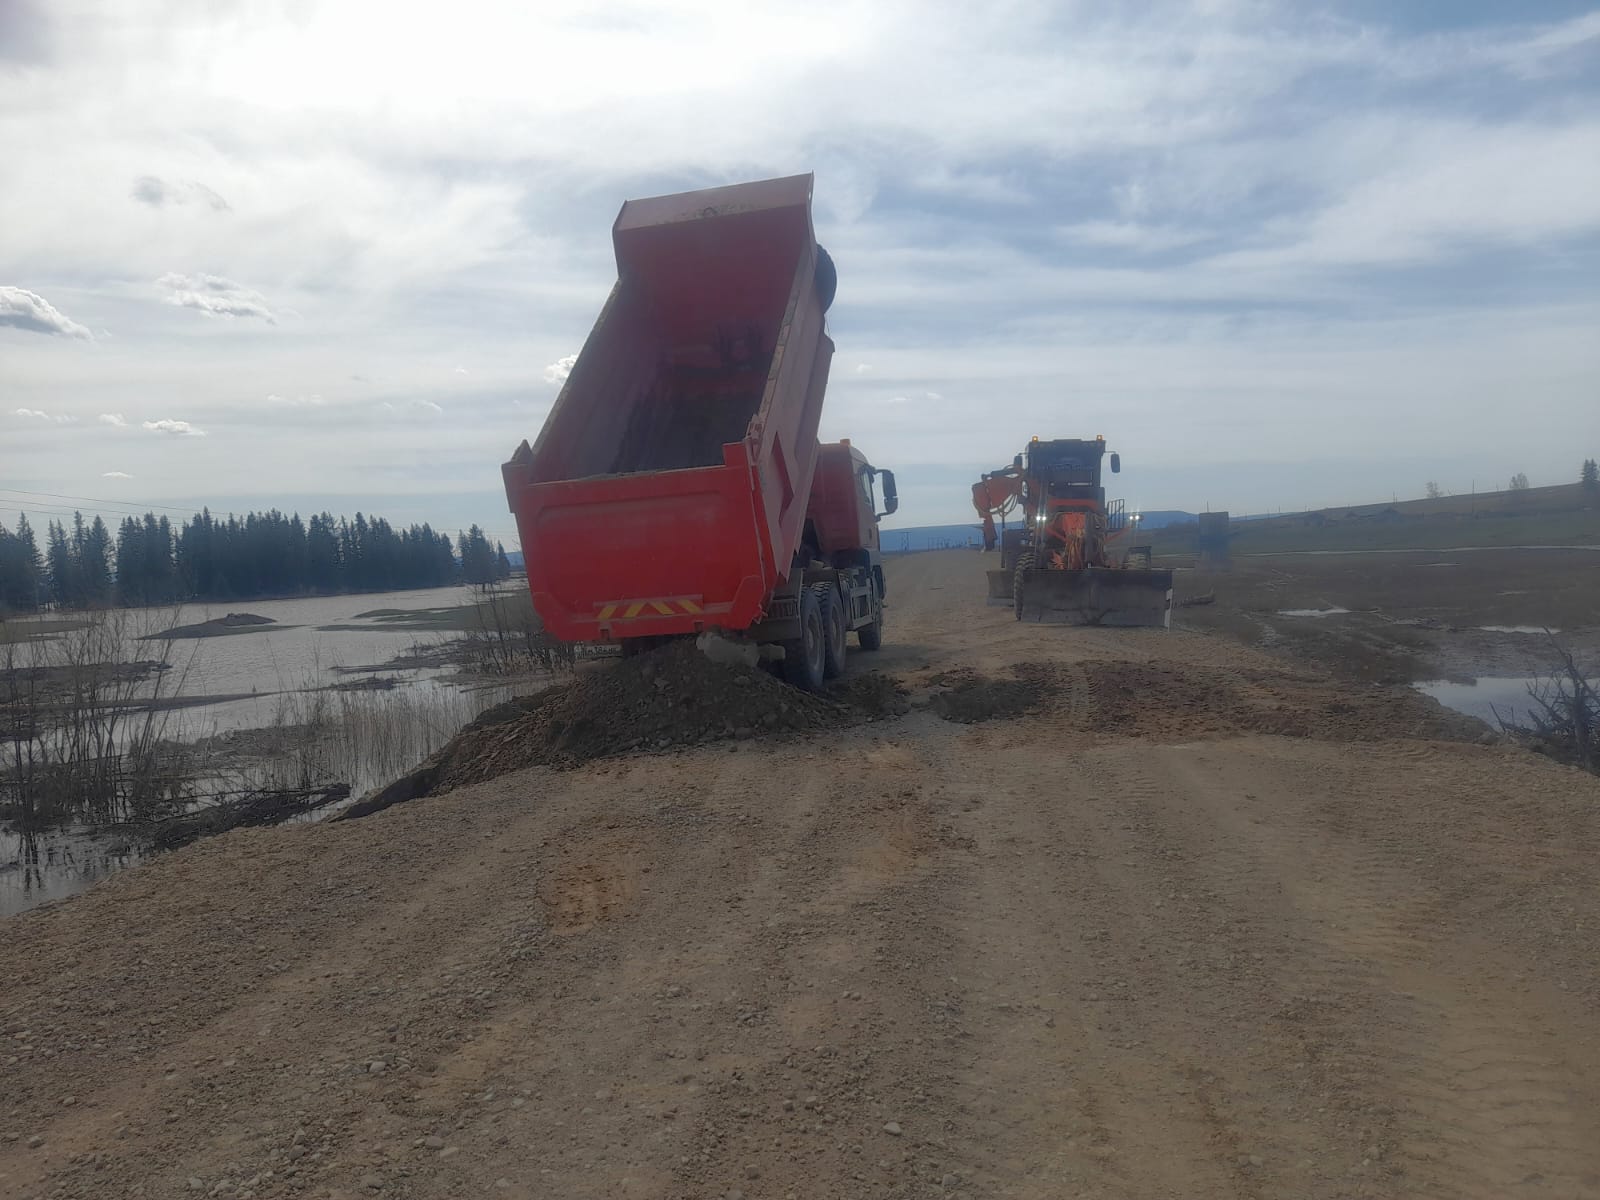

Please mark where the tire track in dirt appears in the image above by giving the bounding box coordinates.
[1140,738,1600,1199]
[925,730,1259,1198]
[2,784,638,1197]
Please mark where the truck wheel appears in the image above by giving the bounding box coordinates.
[814,584,846,679]
[857,591,884,651]
[782,588,827,691]
[1013,552,1035,622]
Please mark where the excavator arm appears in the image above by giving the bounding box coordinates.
[971,468,1025,551]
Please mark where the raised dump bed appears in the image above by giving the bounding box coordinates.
[503,174,838,647]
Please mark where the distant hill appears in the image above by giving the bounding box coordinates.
[1150,482,1600,555]
[1174,482,1592,531]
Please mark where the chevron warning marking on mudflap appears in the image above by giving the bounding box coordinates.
[595,597,705,622]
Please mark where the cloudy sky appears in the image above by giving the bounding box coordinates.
[3,0,1598,542]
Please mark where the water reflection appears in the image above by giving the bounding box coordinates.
[0,826,146,917]
[3,584,539,917]
[1413,676,1543,726]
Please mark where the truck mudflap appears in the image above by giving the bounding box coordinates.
[1014,567,1174,628]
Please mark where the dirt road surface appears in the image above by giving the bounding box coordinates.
[5,551,1599,1200]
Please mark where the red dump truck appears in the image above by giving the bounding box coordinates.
[502,174,898,690]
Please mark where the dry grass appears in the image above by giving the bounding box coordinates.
[233,675,519,803]
[1,609,203,828]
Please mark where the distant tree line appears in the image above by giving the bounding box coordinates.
[1425,461,1600,501]
[0,509,513,613]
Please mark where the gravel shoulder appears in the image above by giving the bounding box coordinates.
[4,550,1598,1200]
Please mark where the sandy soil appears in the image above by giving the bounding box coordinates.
[4,550,1599,1200]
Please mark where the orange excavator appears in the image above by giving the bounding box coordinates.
[972,436,1172,626]
[972,467,1024,552]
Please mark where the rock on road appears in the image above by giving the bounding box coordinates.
[4,550,1599,1200]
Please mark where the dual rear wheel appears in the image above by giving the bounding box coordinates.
[782,584,854,691]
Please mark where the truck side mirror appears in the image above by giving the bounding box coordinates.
[1109,452,1121,474]
[879,469,899,517]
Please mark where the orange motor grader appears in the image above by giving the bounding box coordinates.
[972,436,1172,627]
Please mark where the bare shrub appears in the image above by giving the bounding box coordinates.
[460,582,576,676]
[230,672,513,804]
[1494,638,1597,775]
[2,609,202,828]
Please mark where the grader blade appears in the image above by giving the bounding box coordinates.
[1015,567,1174,628]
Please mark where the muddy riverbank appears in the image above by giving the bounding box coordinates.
[1,584,561,914]
[1170,547,1597,686]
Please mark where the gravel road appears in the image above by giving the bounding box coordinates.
[4,550,1598,1200]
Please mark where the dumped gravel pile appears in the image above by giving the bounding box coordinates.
[343,641,908,817]
[1075,660,1484,742]
[929,673,1039,723]
[925,659,1484,744]
[829,670,914,720]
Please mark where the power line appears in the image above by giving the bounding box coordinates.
[0,487,198,515]
[1,500,185,524]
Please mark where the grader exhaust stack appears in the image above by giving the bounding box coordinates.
[976,437,1173,628]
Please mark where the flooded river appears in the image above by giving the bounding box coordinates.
[102,585,479,738]
[3,584,533,916]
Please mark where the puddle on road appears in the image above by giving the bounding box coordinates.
[1277,607,1352,618]
[1413,676,1543,726]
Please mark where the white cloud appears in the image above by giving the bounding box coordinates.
[268,392,324,407]
[143,418,206,436]
[98,412,127,426]
[0,3,1596,526]
[1207,120,1600,272]
[14,407,76,424]
[156,273,276,322]
[454,366,470,375]
[102,471,133,478]
[0,286,91,339]
[131,176,230,211]
[378,399,443,417]
[1058,222,1209,253]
